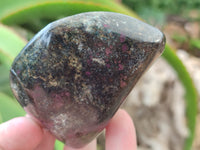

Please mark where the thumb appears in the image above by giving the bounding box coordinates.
[0,117,43,150]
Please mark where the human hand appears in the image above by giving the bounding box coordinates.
[0,109,137,150]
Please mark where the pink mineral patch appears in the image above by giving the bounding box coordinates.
[103,24,109,28]
[105,48,112,56]
[118,64,124,70]
[87,58,92,65]
[65,92,70,97]
[120,80,127,88]
[106,64,110,68]
[86,71,91,76]
[16,70,21,75]
[30,85,46,101]
[120,34,126,42]
[122,44,128,52]
[52,93,65,108]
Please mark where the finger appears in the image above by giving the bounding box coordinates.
[64,139,96,150]
[0,117,43,150]
[34,129,55,150]
[105,109,137,150]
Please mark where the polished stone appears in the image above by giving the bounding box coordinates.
[10,11,165,148]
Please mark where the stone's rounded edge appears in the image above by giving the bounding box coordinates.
[10,23,52,68]
[153,31,166,57]
[10,68,31,108]
[49,11,165,44]
[161,32,166,51]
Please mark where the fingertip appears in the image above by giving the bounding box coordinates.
[0,117,43,150]
[34,129,56,150]
[105,109,137,150]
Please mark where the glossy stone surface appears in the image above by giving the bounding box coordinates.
[10,12,165,148]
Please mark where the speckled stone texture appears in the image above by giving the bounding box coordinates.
[10,12,165,148]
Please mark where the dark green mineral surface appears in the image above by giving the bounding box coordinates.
[10,12,165,148]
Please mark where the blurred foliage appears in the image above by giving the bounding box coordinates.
[171,34,200,57]
[122,0,200,15]
[55,140,65,150]
[0,92,25,123]
[0,0,198,150]
[190,39,200,49]
[172,34,188,43]
[0,65,13,97]
[122,0,200,25]
[0,25,26,66]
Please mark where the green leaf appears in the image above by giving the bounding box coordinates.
[190,38,200,49]
[0,113,2,123]
[0,92,25,122]
[0,24,26,67]
[162,45,198,150]
[0,1,139,32]
[137,7,166,26]
[0,65,13,97]
[54,140,65,150]
[172,34,188,43]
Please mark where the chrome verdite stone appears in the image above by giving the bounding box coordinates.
[10,12,166,148]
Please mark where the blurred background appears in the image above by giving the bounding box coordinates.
[0,0,199,150]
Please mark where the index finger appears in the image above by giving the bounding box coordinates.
[105,109,137,150]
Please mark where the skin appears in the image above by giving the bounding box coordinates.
[0,109,137,150]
